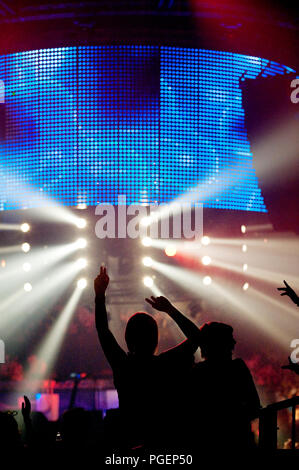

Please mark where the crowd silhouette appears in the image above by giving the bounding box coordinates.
[0,268,298,460]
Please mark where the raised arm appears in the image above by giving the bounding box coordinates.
[277,280,299,307]
[145,296,201,354]
[282,356,299,375]
[22,395,34,447]
[94,266,126,368]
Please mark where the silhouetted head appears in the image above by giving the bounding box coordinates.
[199,322,236,361]
[60,408,94,447]
[125,312,158,355]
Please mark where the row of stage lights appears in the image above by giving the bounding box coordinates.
[19,218,88,292]
[141,235,211,249]
[17,218,250,292]
[140,224,250,291]
[141,235,212,287]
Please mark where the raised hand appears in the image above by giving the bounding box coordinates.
[277,280,299,306]
[94,265,110,297]
[145,296,173,314]
[21,395,31,421]
[282,357,299,375]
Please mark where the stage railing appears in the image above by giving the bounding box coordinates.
[259,396,299,451]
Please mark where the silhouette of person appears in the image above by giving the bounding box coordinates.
[190,322,260,452]
[94,266,201,450]
[60,407,95,450]
[0,411,22,451]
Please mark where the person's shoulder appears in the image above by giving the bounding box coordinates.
[113,351,129,368]
[233,357,246,366]
[232,358,251,374]
[158,342,195,364]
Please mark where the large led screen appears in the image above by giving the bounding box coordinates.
[0,46,295,211]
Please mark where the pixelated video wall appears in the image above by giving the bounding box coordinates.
[0,46,295,211]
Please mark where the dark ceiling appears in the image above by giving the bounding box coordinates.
[0,1,298,69]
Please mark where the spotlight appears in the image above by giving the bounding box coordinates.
[76,238,87,249]
[76,218,87,229]
[143,276,154,287]
[22,242,31,253]
[24,282,32,292]
[242,282,249,291]
[142,256,153,267]
[22,262,31,272]
[76,258,87,269]
[241,225,246,234]
[140,216,153,227]
[242,244,247,252]
[201,255,211,266]
[77,203,87,210]
[203,276,212,286]
[20,223,30,233]
[77,278,87,289]
[165,245,177,257]
[243,263,248,272]
[201,236,210,246]
[141,237,152,247]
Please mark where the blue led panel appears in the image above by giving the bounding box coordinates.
[0,46,296,211]
[39,48,77,204]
